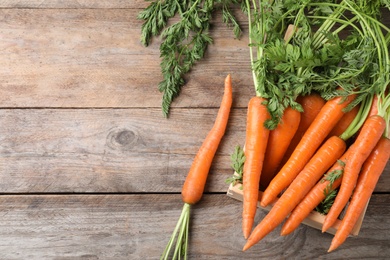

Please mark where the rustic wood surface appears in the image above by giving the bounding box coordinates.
[0,1,389,259]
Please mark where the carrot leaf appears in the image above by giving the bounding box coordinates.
[316,189,338,215]
[139,0,243,117]
[226,145,245,186]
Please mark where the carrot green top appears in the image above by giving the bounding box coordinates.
[245,0,390,130]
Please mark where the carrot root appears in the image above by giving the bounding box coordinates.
[181,74,233,205]
[242,96,271,239]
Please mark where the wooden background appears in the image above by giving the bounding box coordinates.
[0,1,389,259]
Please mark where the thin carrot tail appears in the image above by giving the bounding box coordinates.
[243,203,284,251]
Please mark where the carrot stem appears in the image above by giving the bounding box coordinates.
[161,203,191,260]
[339,95,372,141]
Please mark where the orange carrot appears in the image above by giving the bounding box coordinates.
[280,148,352,236]
[260,94,355,207]
[243,136,346,251]
[162,75,233,259]
[328,137,390,252]
[327,105,360,138]
[242,96,271,239]
[322,115,386,232]
[281,93,326,165]
[260,106,301,190]
[182,74,233,204]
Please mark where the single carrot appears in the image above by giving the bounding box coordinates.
[328,137,390,252]
[327,105,360,138]
[243,136,346,251]
[280,149,352,236]
[260,106,301,190]
[242,96,271,239]
[182,74,233,204]
[281,93,326,165]
[260,94,355,207]
[322,115,386,233]
[162,75,233,260]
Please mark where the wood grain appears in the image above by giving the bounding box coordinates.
[0,194,388,259]
[0,108,243,193]
[1,108,388,193]
[0,3,389,259]
[0,8,252,109]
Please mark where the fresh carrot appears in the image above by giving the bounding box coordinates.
[322,115,386,233]
[162,75,233,260]
[260,94,355,207]
[281,93,326,166]
[243,136,346,251]
[328,136,390,252]
[280,149,352,236]
[242,96,271,239]
[260,106,301,190]
[327,105,360,138]
[182,74,233,204]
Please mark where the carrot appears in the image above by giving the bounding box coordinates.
[243,136,346,251]
[327,105,360,138]
[281,93,326,165]
[260,94,355,207]
[260,106,301,190]
[280,149,352,236]
[328,136,390,252]
[162,75,233,259]
[242,96,271,239]
[322,115,386,233]
[182,74,233,204]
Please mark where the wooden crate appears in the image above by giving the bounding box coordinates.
[226,182,368,236]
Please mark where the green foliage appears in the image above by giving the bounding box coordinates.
[139,0,243,117]
[226,145,245,186]
[245,0,390,129]
[316,160,344,215]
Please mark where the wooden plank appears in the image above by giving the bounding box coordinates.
[0,108,243,193]
[0,194,388,259]
[0,8,251,108]
[0,108,389,193]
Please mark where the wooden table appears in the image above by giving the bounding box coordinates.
[0,1,389,259]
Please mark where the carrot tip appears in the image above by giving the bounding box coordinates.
[328,244,337,253]
[242,243,251,252]
[280,230,288,236]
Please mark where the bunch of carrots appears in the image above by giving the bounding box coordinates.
[232,0,390,253]
[237,91,390,252]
